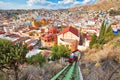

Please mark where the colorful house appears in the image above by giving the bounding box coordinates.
[41,26,58,48]
[58,26,79,52]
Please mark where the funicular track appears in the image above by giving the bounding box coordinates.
[51,51,82,80]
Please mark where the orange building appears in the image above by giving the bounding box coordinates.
[58,26,80,52]
[41,26,59,48]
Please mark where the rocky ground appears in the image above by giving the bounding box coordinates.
[0,59,68,80]
[80,37,120,80]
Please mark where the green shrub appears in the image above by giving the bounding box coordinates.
[39,47,48,50]
[89,33,97,48]
[97,38,106,44]
[51,45,71,60]
[27,53,46,66]
[93,43,101,49]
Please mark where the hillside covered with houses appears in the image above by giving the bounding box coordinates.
[0,1,120,79]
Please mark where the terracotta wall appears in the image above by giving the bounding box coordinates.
[58,31,79,52]
[41,40,57,48]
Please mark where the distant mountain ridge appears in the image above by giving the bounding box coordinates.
[69,0,120,11]
[96,0,119,4]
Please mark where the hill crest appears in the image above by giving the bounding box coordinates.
[69,0,120,11]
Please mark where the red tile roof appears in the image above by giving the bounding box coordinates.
[6,34,20,38]
[0,31,5,34]
[59,26,79,37]
[49,26,58,34]
[86,36,92,40]
[22,30,31,33]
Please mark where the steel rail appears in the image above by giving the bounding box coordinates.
[50,51,82,80]
[51,64,70,80]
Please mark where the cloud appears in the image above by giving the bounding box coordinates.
[27,0,46,6]
[58,0,76,4]
[0,0,98,9]
[27,0,98,9]
[0,1,16,9]
[0,1,30,9]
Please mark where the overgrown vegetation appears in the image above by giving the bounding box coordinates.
[27,53,46,66]
[0,39,29,80]
[90,21,114,48]
[51,45,71,60]
[109,9,120,16]
[82,36,120,80]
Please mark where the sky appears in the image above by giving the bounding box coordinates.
[0,0,99,10]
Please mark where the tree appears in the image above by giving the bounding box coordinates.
[106,25,112,33]
[27,53,46,66]
[0,39,29,80]
[89,21,115,48]
[99,20,106,39]
[59,45,71,58]
[51,45,60,60]
[105,25,114,41]
[51,45,71,60]
[108,66,120,80]
[89,33,97,48]
[109,10,120,16]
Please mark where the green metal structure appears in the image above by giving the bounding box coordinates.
[62,62,76,80]
[50,64,70,80]
[50,51,82,80]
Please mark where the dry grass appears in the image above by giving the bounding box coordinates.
[19,61,64,80]
[83,37,120,63]
[81,37,120,80]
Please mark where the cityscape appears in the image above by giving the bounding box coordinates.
[0,0,120,80]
